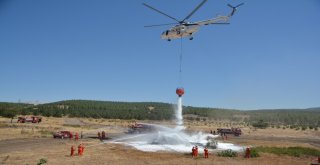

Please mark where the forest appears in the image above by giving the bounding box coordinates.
[0,100,319,127]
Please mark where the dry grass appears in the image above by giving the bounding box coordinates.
[0,117,319,165]
[0,141,315,165]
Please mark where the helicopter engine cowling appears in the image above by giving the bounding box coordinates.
[180,26,186,32]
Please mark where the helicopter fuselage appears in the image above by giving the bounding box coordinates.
[161,24,199,40]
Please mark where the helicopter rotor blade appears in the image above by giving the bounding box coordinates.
[190,22,230,26]
[143,3,181,23]
[182,0,208,22]
[209,23,230,24]
[144,23,178,28]
[235,3,244,8]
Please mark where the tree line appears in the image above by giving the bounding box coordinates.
[0,100,319,127]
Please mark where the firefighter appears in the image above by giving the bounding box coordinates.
[245,147,251,158]
[192,147,195,158]
[204,147,209,158]
[81,144,85,155]
[69,132,73,140]
[78,144,82,156]
[98,132,101,140]
[102,131,106,139]
[75,132,79,141]
[70,146,75,157]
[195,146,198,157]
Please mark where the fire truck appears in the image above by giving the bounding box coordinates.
[128,122,155,134]
[17,116,42,123]
[217,128,242,136]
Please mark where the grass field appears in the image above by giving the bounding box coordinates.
[0,117,319,165]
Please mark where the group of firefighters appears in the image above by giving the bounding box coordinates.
[97,131,106,140]
[69,132,79,141]
[69,131,108,157]
[70,144,85,156]
[69,131,85,156]
[192,146,209,158]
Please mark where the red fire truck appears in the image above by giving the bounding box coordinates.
[17,116,42,123]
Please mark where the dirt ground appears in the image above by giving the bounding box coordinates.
[0,117,319,165]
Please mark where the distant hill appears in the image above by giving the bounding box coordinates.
[306,107,320,111]
[0,100,319,126]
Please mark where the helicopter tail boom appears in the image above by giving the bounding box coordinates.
[193,16,230,26]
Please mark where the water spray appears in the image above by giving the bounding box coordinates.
[175,88,185,126]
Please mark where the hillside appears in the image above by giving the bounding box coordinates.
[0,100,319,127]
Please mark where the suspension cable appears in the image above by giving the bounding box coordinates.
[179,37,183,86]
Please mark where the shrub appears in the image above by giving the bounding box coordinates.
[217,149,238,157]
[252,120,268,129]
[290,125,296,129]
[309,126,314,130]
[249,148,260,158]
[37,158,47,165]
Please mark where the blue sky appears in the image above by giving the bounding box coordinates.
[0,0,319,109]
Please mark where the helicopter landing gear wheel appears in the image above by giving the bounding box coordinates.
[189,37,193,40]
[168,39,171,41]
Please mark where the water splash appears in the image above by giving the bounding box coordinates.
[175,97,183,126]
[109,95,244,153]
[111,123,243,152]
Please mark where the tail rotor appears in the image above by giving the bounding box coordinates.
[228,3,244,16]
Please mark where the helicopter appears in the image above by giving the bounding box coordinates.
[143,0,244,41]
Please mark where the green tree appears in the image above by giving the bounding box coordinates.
[2,110,18,123]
